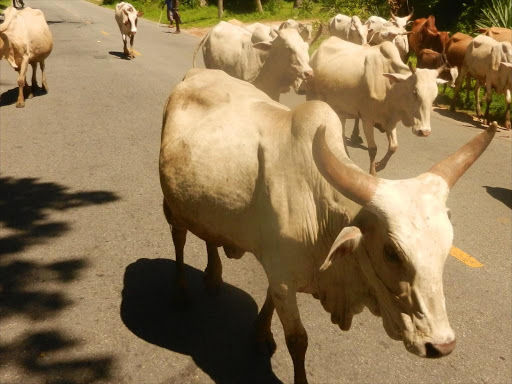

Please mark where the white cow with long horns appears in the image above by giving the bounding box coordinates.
[159,68,496,384]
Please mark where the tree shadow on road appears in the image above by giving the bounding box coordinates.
[483,186,512,210]
[0,176,119,383]
[121,258,282,384]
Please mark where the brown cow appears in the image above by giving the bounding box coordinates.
[445,32,473,100]
[409,15,449,56]
[417,49,456,96]
[477,27,512,43]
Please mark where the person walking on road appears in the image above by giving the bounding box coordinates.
[12,0,25,9]
[162,0,181,33]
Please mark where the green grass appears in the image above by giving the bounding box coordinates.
[0,0,11,11]
[437,80,507,126]
[98,1,331,29]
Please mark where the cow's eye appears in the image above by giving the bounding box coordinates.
[412,89,418,97]
[384,244,401,264]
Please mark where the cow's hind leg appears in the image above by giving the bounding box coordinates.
[204,243,223,294]
[505,89,511,130]
[375,128,397,172]
[28,62,37,99]
[475,80,482,118]
[350,118,363,144]
[16,57,29,108]
[163,199,189,306]
[483,82,493,125]
[254,287,277,356]
[40,60,49,93]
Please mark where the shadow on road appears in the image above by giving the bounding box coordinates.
[121,258,282,384]
[0,87,47,108]
[0,176,119,383]
[434,107,488,130]
[108,51,130,60]
[484,186,512,210]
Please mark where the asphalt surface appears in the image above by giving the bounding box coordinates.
[0,1,511,383]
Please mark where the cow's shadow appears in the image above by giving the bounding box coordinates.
[484,186,512,209]
[108,51,130,60]
[0,87,47,108]
[120,258,282,384]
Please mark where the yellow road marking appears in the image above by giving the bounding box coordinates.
[132,49,141,56]
[450,246,484,268]
[101,31,109,36]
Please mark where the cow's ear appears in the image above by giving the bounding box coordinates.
[382,73,409,83]
[137,11,144,17]
[436,78,448,85]
[253,41,273,51]
[320,227,362,272]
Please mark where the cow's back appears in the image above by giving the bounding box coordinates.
[203,22,263,82]
[446,32,471,69]
[20,8,53,61]
[479,27,512,43]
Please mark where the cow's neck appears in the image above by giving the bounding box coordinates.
[253,51,286,102]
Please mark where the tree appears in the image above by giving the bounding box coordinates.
[218,0,223,18]
[255,0,263,13]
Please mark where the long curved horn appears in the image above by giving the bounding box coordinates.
[405,8,414,21]
[308,23,323,46]
[312,125,378,206]
[390,11,397,21]
[428,122,498,189]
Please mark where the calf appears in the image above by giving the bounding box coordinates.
[114,2,143,59]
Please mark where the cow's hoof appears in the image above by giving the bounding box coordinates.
[255,333,277,356]
[505,122,511,131]
[375,161,387,172]
[16,101,25,108]
[42,84,49,93]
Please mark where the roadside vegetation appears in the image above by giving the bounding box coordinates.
[0,0,11,11]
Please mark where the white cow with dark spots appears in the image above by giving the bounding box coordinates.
[114,2,143,59]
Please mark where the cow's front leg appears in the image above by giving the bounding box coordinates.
[254,287,277,356]
[122,34,129,57]
[483,82,492,125]
[451,66,468,112]
[16,57,29,108]
[350,118,363,144]
[270,281,308,384]
[362,120,378,175]
[204,243,222,294]
[129,35,135,59]
[376,128,397,172]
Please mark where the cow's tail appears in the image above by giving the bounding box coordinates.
[192,28,212,68]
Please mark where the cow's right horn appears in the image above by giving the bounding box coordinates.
[405,8,414,21]
[428,122,498,189]
[313,125,378,206]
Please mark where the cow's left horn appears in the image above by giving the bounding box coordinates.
[313,125,378,206]
[405,8,414,21]
[428,122,498,189]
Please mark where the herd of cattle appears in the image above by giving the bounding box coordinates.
[0,4,507,384]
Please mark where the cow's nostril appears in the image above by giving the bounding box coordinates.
[425,342,442,358]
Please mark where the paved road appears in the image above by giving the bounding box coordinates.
[1,1,511,383]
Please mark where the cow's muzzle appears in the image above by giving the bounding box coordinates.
[425,339,456,358]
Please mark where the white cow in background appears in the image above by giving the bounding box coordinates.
[160,68,497,384]
[193,21,313,101]
[307,38,447,175]
[328,14,368,45]
[114,2,143,59]
[0,6,53,108]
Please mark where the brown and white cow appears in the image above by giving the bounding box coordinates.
[0,7,53,108]
[408,15,449,57]
[114,2,143,59]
